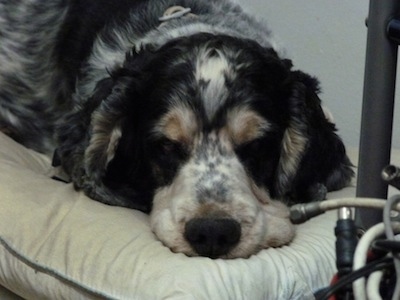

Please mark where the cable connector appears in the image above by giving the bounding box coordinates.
[382,164,400,190]
[290,198,395,224]
[290,202,324,224]
[335,208,357,277]
[334,209,357,299]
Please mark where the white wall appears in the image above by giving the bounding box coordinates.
[240,0,400,149]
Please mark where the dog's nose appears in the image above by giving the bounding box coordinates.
[184,218,241,258]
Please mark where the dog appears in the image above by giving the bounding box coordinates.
[0,0,353,258]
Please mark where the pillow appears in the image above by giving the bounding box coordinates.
[0,132,353,299]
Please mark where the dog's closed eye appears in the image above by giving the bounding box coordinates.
[234,139,263,165]
[158,137,188,158]
[236,138,263,154]
[149,137,190,186]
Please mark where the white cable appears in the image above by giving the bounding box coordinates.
[300,196,400,298]
[383,195,400,300]
[290,197,400,224]
[352,223,386,300]
[320,197,398,212]
[289,196,400,298]
[383,195,400,240]
[353,222,400,300]
[366,270,383,300]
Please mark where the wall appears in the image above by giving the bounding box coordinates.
[240,0,400,149]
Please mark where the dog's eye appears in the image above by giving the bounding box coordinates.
[159,138,187,158]
[149,137,190,186]
[236,139,263,154]
[161,139,177,153]
[235,138,268,165]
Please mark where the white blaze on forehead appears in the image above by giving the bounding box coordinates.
[195,48,234,120]
[196,50,229,82]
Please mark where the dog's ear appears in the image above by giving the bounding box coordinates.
[274,70,353,202]
[84,76,132,184]
[84,47,174,184]
[80,74,155,211]
[274,71,330,199]
[56,76,118,178]
[274,75,310,199]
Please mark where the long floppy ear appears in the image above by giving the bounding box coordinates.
[56,76,116,182]
[275,71,353,202]
[83,76,137,184]
[57,74,149,208]
[274,77,310,199]
[83,76,155,211]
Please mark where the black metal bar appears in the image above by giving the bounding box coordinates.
[355,0,399,230]
[388,18,400,44]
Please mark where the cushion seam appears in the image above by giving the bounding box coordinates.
[0,236,116,300]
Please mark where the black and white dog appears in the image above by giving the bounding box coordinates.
[0,0,353,258]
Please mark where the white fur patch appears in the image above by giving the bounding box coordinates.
[196,50,229,83]
[195,48,234,120]
[79,30,132,99]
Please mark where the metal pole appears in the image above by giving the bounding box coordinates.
[355,0,399,230]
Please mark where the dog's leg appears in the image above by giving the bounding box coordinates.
[0,0,69,153]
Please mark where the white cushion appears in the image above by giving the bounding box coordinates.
[0,132,370,299]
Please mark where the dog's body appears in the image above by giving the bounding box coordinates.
[0,0,353,258]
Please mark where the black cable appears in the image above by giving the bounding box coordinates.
[315,256,393,300]
[335,218,358,276]
[334,216,358,299]
[373,239,400,253]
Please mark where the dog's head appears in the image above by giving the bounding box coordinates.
[71,33,346,258]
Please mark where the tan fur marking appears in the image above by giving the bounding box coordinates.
[156,106,198,144]
[281,126,307,175]
[85,110,123,174]
[226,107,270,145]
[106,122,122,164]
[250,182,271,205]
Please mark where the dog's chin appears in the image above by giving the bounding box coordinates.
[149,187,295,259]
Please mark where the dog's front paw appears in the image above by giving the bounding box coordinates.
[70,167,87,190]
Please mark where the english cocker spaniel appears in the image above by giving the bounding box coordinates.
[0,0,353,258]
